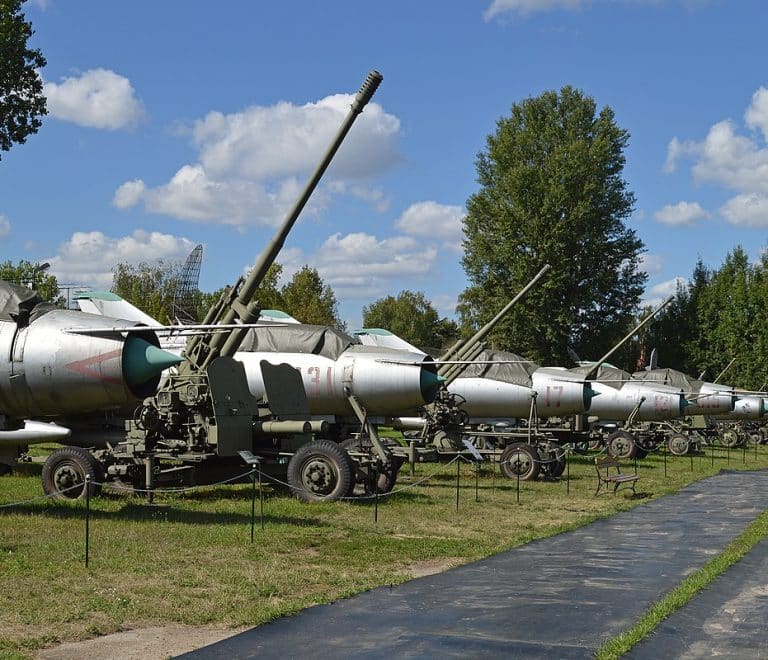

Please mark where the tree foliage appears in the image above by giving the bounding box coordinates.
[281,265,344,328]
[111,261,182,324]
[362,290,459,351]
[636,247,768,390]
[458,86,646,366]
[1,0,47,159]
[0,259,60,303]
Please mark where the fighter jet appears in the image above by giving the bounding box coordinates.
[356,329,593,423]
[0,281,183,471]
[73,292,443,438]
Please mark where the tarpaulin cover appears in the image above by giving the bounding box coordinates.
[0,281,56,324]
[569,364,631,390]
[239,324,357,360]
[632,368,702,392]
[457,349,539,386]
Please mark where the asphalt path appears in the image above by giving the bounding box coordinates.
[179,469,768,659]
[629,536,768,659]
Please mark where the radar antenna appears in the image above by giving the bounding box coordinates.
[172,244,203,324]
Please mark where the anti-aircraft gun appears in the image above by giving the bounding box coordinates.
[42,71,386,503]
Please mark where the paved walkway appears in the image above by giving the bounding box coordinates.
[629,536,768,659]
[179,470,768,659]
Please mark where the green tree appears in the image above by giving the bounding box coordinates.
[281,265,343,328]
[362,290,458,350]
[458,86,646,366]
[0,259,60,303]
[1,0,47,159]
[689,247,758,388]
[111,261,182,324]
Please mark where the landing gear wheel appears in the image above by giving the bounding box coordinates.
[667,433,691,456]
[605,431,638,459]
[499,443,540,481]
[287,440,354,503]
[41,447,103,500]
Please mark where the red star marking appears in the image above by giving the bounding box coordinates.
[64,348,123,385]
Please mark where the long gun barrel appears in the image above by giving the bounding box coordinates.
[584,295,673,380]
[183,71,383,372]
[438,264,550,384]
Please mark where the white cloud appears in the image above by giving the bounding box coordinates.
[666,87,768,229]
[484,0,711,20]
[0,216,10,239]
[745,86,768,142]
[394,201,465,251]
[44,68,145,130]
[642,276,687,308]
[638,253,664,276]
[720,193,768,228]
[654,201,710,226]
[114,166,307,226]
[46,230,196,288]
[484,0,583,20]
[115,92,401,226]
[193,94,400,181]
[285,231,439,300]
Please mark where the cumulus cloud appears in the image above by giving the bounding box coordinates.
[665,86,768,228]
[280,231,439,300]
[394,201,465,251]
[720,193,768,228]
[116,93,401,227]
[44,68,145,130]
[0,216,10,239]
[642,276,687,308]
[46,229,197,288]
[654,201,710,226]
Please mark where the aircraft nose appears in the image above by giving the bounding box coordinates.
[420,369,447,403]
[583,382,600,409]
[123,336,183,387]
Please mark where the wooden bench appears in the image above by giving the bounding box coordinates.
[594,457,639,497]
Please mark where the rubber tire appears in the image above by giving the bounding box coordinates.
[499,443,540,481]
[605,431,638,459]
[667,433,691,456]
[543,452,566,478]
[287,440,354,503]
[721,428,741,448]
[41,446,103,500]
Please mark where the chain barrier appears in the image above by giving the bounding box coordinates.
[0,482,85,509]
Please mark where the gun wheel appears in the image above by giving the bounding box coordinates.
[499,443,540,481]
[287,440,354,503]
[667,433,691,456]
[41,447,103,500]
[605,431,638,459]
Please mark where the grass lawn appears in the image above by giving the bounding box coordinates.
[2,441,767,656]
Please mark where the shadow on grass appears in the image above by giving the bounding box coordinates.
[0,502,329,527]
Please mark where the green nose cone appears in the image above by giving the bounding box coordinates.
[123,336,183,387]
[420,370,446,403]
[583,383,600,410]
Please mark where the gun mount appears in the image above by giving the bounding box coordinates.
[41,71,386,503]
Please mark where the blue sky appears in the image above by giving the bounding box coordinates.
[2,0,768,328]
